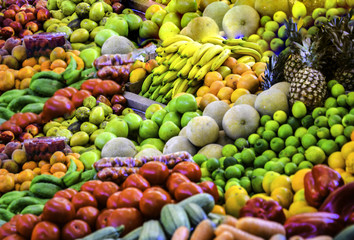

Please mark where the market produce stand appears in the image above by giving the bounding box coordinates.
[0,0,353,239]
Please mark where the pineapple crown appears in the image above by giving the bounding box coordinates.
[283,18,303,53]
[261,52,288,90]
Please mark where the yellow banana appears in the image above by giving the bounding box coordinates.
[152,65,169,76]
[188,78,200,87]
[162,53,174,65]
[172,58,188,71]
[152,72,167,86]
[162,71,178,84]
[156,56,164,64]
[159,82,173,95]
[238,41,263,54]
[201,36,225,45]
[237,55,256,64]
[172,78,184,97]
[162,89,173,104]
[223,38,246,46]
[175,79,189,95]
[194,61,214,81]
[229,46,262,62]
[169,56,183,70]
[211,48,232,71]
[188,64,201,80]
[164,41,189,54]
[186,84,202,95]
[178,60,193,79]
[161,35,193,47]
[177,42,190,55]
[155,47,164,54]
[181,42,202,58]
[167,53,180,65]
[190,43,214,65]
[196,44,224,67]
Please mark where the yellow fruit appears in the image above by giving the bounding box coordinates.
[328,151,345,170]
[225,194,250,218]
[291,168,311,192]
[262,171,280,195]
[270,175,292,193]
[341,141,354,159]
[346,152,354,174]
[250,193,273,201]
[289,201,317,217]
[271,187,293,209]
[293,188,306,202]
[224,185,248,200]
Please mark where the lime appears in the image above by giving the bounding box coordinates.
[327,79,339,89]
[270,137,285,153]
[347,92,354,107]
[176,93,198,114]
[301,133,317,149]
[248,134,261,145]
[317,127,330,139]
[227,178,240,184]
[162,112,181,127]
[223,156,238,169]
[305,146,326,164]
[201,168,211,177]
[297,146,305,154]
[277,25,288,39]
[265,20,279,32]
[324,97,338,108]
[307,125,319,136]
[292,153,305,165]
[252,168,267,177]
[233,153,242,163]
[241,148,256,167]
[351,109,354,115]
[298,161,313,169]
[139,120,159,139]
[225,180,240,192]
[212,169,225,181]
[257,27,266,36]
[335,135,348,147]
[222,144,238,157]
[180,111,200,128]
[273,110,288,124]
[200,177,213,182]
[301,115,314,128]
[214,179,226,189]
[315,116,329,127]
[326,107,341,118]
[254,138,269,154]
[262,149,277,161]
[337,94,348,107]
[278,124,293,139]
[317,138,327,148]
[287,116,301,130]
[245,168,253,178]
[294,127,308,138]
[292,101,307,118]
[235,138,249,151]
[328,114,342,127]
[344,126,354,138]
[321,139,339,155]
[285,136,300,147]
[260,15,272,26]
[253,155,269,168]
[273,11,288,24]
[193,153,208,166]
[264,161,284,173]
[251,175,264,193]
[261,115,272,126]
[265,120,280,132]
[337,107,348,117]
[312,107,327,119]
[206,158,220,172]
[262,130,277,142]
[342,114,354,127]
[225,166,242,179]
[219,157,225,169]
[331,83,345,98]
[278,157,291,165]
[284,162,298,175]
[166,97,177,112]
[145,103,163,119]
[257,126,266,136]
[234,164,245,176]
[240,177,252,194]
[279,146,298,158]
[330,124,344,138]
[201,161,207,168]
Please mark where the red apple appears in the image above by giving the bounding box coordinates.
[26,12,35,21]
[18,132,33,142]
[19,29,32,38]
[4,9,16,19]
[112,2,124,14]
[9,21,22,33]
[20,4,35,13]
[36,8,50,22]
[2,18,13,27]
[25,21,38,33]
[9,4,20,13]
[1,27,15,39]
[15,12,28,25]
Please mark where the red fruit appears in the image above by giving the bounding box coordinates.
[1,27,15,39]
[112,104,124,115]
[106,192,121,209]
[0,222,17,239]
[166,172,190,196]
[26,12,35,21]
[199,181,219,203]
[4,9,16,19]
[76,206,100,230]
[18,29,32,38]
[116,187,143,209]
[53,189,78,201]
[112,2,124,13]
[18,132,33,142]
[25,21,38,33]
[9,4,20,13]
[25,124,39,136]
[139,187,172,219]
[80,180,102,194]
[31,221,60,240]
[122,174,150,191]
[93,181,119,208]
[15,12,28,25]
[174,182,204,202]
[61,220,91,240]
[95,209,114,230]
[16,214,40,238]
[139,161,169,186]
[2,18,13,27]
[42,197,76,225]
[107,208,143,236]
[172,161,202,182]
[111,94,127,106]
[36,8,50,22]
[71,191,98,210]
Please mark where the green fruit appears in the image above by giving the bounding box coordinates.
[61,0,76,16]
[70,131,89,146]
[305,146,326,164]
[163,112,181,128]
[139,20,159,39]
[105,118,129,138]
[94,29,119,47]
[181,112,199,128]
[79,48,100,68]
[94,132,116,149]
[151,9,168,27]
[176,0,198,14]
[151,109,168,126]
[176,93,197,114]
[145,103,163,119]
[80,19,97,32]
[124,13,143,31]
[139,120,159,139]
[89,106,105,125]
[181,12,199,28]
[90,26,105,40]
[80,122,98,135]
[158,121,180,141]
[80,151,99,170]
[89,2,105,22]
[105,16,129,37]
[90,129,104,144]
[292,1,307,19]
[123,113,143,132]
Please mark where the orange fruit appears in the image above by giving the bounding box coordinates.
[22,57,37,67]
[18,66,36,80]
[33,168,41,176]
[52,67,66,74]
[225,74,241,89]
[204,71,223,87]
[50,151,67,165]
[230,88,251,103]
[211,205,226,215]
[129,68,147,84]
[217,86,234,101]
[0,175,15,192]
[70,50,81,56]
[15,79,21,89]
[241,70,257,77]
[232,62,251,75]
[33,64,41,72]
[15,183,21,191]
[252,62,267,76]
[38,56,49,65]
[50,163,67,174]
[291,168,312,192]
[209,80,225,96]
[7,69,18,79]
[0,64,9,71]
[236,73,260,93]
[68,153,80,159]
[0,169,9,175]
[22,161,37,170]
[20,78,31,89]
[145,59,158,73]
[50,59,67,70]
[20,181,31,191]
[38,160,49,168]
[17,170,35,183]
[50,47,66,62]
[196,96,202,106]
[196,86,210,97]
[40,60,51,71]
[199,93,219,110]
[53,171,66,178]
[40,164,51,174]
[222,57,237,69]
[67,157,85,171]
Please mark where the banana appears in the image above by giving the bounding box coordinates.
[167,53,180,65]
[172,78,184,97]
[196,44,224,67]
[181,42,202,58]
[190,43,214,65]
[238,41,263,54]
[139,74,153,95]
[201,36,225,45]
[162,89,173,104]
[152,72,168,86]
[211,48,232,71]
[159,82,173,95]
[164,41,189,54]
[152,65,169,75]
[229,46,262,62]
[175,79,189,96]
[188,78,200,87]
[178,60,193,79]
[172,58,188,71]
[163,53,174,65]
[162,71,178,84]
[156,95,164,103]
[155,47,164,54]
[188,64,201,80]
[177,42,190,55]
[161,35,193,47]
[223,39,246,46]
[237,55,256,64]
[150,86,162,101]
[143,91,151,99]
[194,61,214,81]
[155,56,164,64]
[186,84,202,95]
[169,56,183,70]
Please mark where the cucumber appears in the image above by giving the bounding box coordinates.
[177,193,215,214]
[30,78,65,97]
[21,204,44,216]
[78,226,124,240]
[121,226,143,240]
[160,204,190,237]
[0,107,14,120]
[139,220,166,240]
[21,102,44,114]
[183,203,207,227]
[31,71,63,82]
[29,183,62,199]
[7,95,47,113]
[30,174,64,188]
[7,197,41,214]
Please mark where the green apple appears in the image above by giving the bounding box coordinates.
[151,109,168,126]
[270,38,284,53]
[181,12,200,28]
[105,16,128,37]
[151,9,168,27]
[104,118,129,138]
[312,8,327,19]
[265,21,279,32]
[158,121,180,141]
[79,48,100,68]
[123,113,143,132]
[139,120,159,139]
[292,1,307,19]
[79,151,99,170]
[94,132,116,149]
[277,25,287,40]
[260,16,272,27]
[257,39,269,52]
[94,29,119,46]
[262,30,276,42]
[124,13,143,31]
[162,12,181,29]
[159,22,180,41]
[139,20,159,39]
[273,11,287,24]
[257,27,265,36]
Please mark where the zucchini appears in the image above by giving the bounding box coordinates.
[121,226,143,240]
[334,225,354,240]
[78,226,124,240]
[183,203,207,227]
[160,204,190,237]
[139,220,166,240]
[177,193,215,214]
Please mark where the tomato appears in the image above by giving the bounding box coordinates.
[166,172,190,196]
[116,187,143,209]
[139,187,171,219]
[61,220,91,240]
[42,197,75,225]
[139,162,169,186]
[31,221,60,240]
[122,174,150,191]
[199,181,219,203]
[71,191,98,210]
[172,161,201,182]
[3,233,25,240]
[95,209,114,230]
[80,180,102,194]
[9,214,22,225]
[15,112,40,129]
[53,189,78,201]
[16,214,40,238]
[41,96,75,123]
[76,206,100,230]
[107,208,143,236]
[106,192,121,209]
[80,79,102,93]
[96,95,111,106]
[93,181,119,207]
[0,222,17,239]
[92,80,123,97]
[71,90,92,108]
[174,182,204,202]
[54,87,78,99]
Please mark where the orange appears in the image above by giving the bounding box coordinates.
[196,85,210,97]
[291,168,311,192]
[199,93,219,110]
[221,99,231,105]
[22,57,37,67]
[22,161,37,170]
[33,64,41,72]
[50,151,67,165]
[18,66,36,80]
[196,96,202,107]
[40,60,51,71]
[236,73,260,93]
[20,181,31,191]
[241,70,257,77]
[50,59,67,70]
[7,69,18,79]
[17,170,35,183]
[230,88,250,103]
[0,175,15,193]
[38,160,49,168]
[252,62,267,76]
[232,62,251,75]
[225,74,241,89]
[217,86,234,101]
[68,153,80,159]
[50,163,67,174]
[53,67,66,74]
[50,47,66,62]
[20,78,31,89]
[67,157,85,171]
[38,56,49,65]
[41,164,51,174]
[33,168,41,176]
[15,183,21,191]
[211,205,226,215]
[15,79,21,89]
[53,171,66,178]
[41,172,51,175]
[209,80,225,96]
[222,57,237,69]
[0,64,9,71]
[204,71,223,87]
[0,169,9,175]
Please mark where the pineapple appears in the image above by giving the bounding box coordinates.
[261,53,288,90]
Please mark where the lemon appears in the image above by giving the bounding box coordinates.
[293,188,306,202]
[328,151,345,169]
[225,193,249,218]
[225,185,248,200]
[271,186,293,209]
[341,141,354,159]
[289,201,317,217]
[270,175,292,192]
[262,171,280,194]
[331,83,345,98]
[273,110,288,124]
[291,168,311,192]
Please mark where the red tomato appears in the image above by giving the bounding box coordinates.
[76,206,100,230]
[71,90,92,108]
[107,208,143,236]
[53,87,78,99]
[172,162,202,182]
[42,197,76,225]
[53,189,78,201]
[139,187,171,219]
[106,192,121,209]
[15,112,39,129]
[16,214,40,238]
[122,174,150,191]
[71,191,98,210]
[0,222,17,239]
[3,233,25,240]
[80,180,102,194]
[93,181,119,207]
[199,181,219,203]
[139,162,169,186]
[31,221,60,240]
[9,214,22,225]
[95,209,114,230]
[116,188,143,209]
[166,172,190,196]
[92,80,122,97]
[41,96,75,123]
[61,220,91,240]
[174,182,204,202]
[80,79,102,93]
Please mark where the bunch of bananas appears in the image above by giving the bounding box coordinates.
[138,34,263,104]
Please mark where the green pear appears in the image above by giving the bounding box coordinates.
[292,1,307,19]
[159,22,180,41]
